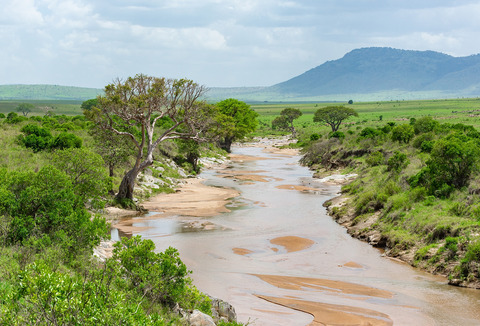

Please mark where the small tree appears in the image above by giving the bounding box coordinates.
[313,106,358,132]
[215,98,258,152]
[272,107,302,137]
[86,74,213,201]
[16,103,34,117]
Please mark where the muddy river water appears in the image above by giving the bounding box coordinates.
[113,145,480,325]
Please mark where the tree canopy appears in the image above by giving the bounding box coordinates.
[313,106,358,132]
[272,107,302,137]
[215,98,258,152]
[85,74,213,201]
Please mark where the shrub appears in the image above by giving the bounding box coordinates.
[18,124,53,152]
[329,131,345,139]
[113,236,211,311]
[366,151,384,166]
[413,116,439,134]
[391,124,414,143]
[50,132,82,150]
[309,133,320,141]
[387,151,409,172]
[0,166,108,255]
[360,127,380,138]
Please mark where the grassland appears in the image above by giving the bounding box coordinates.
[250,98,480,138]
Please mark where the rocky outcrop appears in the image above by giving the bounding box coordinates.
[178,297,238,326]
[210,297,237,324]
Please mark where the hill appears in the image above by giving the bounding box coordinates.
[0,84,103,101]
[4,48,480,102]
[209,47,480,102]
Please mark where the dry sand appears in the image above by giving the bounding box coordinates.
[254,274,394,325]
[140,178,240,217]
[257,295,393,326]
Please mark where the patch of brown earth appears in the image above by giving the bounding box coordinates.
[228,154,271,162]
[341,261,363,269]
[270,236,315,253]
[275,184,318,192]
[257,295,393,326]
[233,248,254,256]
[217,169,283,183]
[253,274,393,299]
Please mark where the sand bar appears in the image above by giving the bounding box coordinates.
[253,274,393,299]
[257,295,393,326]
[270,236,315,253]
[140,178,240,217]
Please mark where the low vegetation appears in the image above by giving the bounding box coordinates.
[300,115,480,287]
[0,77,252,324]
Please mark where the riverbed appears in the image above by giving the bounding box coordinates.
[113,143,480,325]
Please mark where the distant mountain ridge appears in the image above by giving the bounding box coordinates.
[3,47,480,102]
[208,47,480,101]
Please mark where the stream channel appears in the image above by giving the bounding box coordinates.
[112,144,480,325]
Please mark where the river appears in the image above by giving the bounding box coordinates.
[113,144,480,325]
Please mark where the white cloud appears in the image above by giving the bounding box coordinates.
[0,0,44,25]
[2,0,480,87]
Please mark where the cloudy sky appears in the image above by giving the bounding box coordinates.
[2,0,480,89]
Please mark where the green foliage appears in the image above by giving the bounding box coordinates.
[366,151,384,166]
[52,148,110,207]
[16,103,35,117]
[50,131,82,150]
[18,124,53,152]
[309,133,320,141]
[329,131,345,139]
[391,124,414,143]
[360,127,381,138]
[413,116,439,134]
[5,112,27,124]
[0,166,108,256]
[313,106,358,132]
[113,236,210,311]
[80,98,98,111]
[411,137,479,197]
[386,151,409,172]
[216,98,259,151]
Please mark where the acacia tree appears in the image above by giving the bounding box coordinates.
[86,74,212,201]
[16,103,34,117]
[313,106,358,132]
[272,107,302,137]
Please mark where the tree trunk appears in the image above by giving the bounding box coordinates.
[115,168,139,200]
[220,137,234,153]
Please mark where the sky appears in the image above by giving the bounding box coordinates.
[2,0,480,89]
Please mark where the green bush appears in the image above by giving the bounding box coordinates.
[360,127,380,138]
[329,131,345,139]
[50,132,82,150]
[412,137,479,197]
[0,166,108,256]
[113,236,211,312]
[366,151,384,166]
[1,261,168,325]
[309,133,320,141]
[391,124,414,143]
[18,124,53,152]
[413,116,439,134]
[387,151,409,172]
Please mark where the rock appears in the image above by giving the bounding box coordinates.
[211,298,237,323]
[188,310,216,326]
